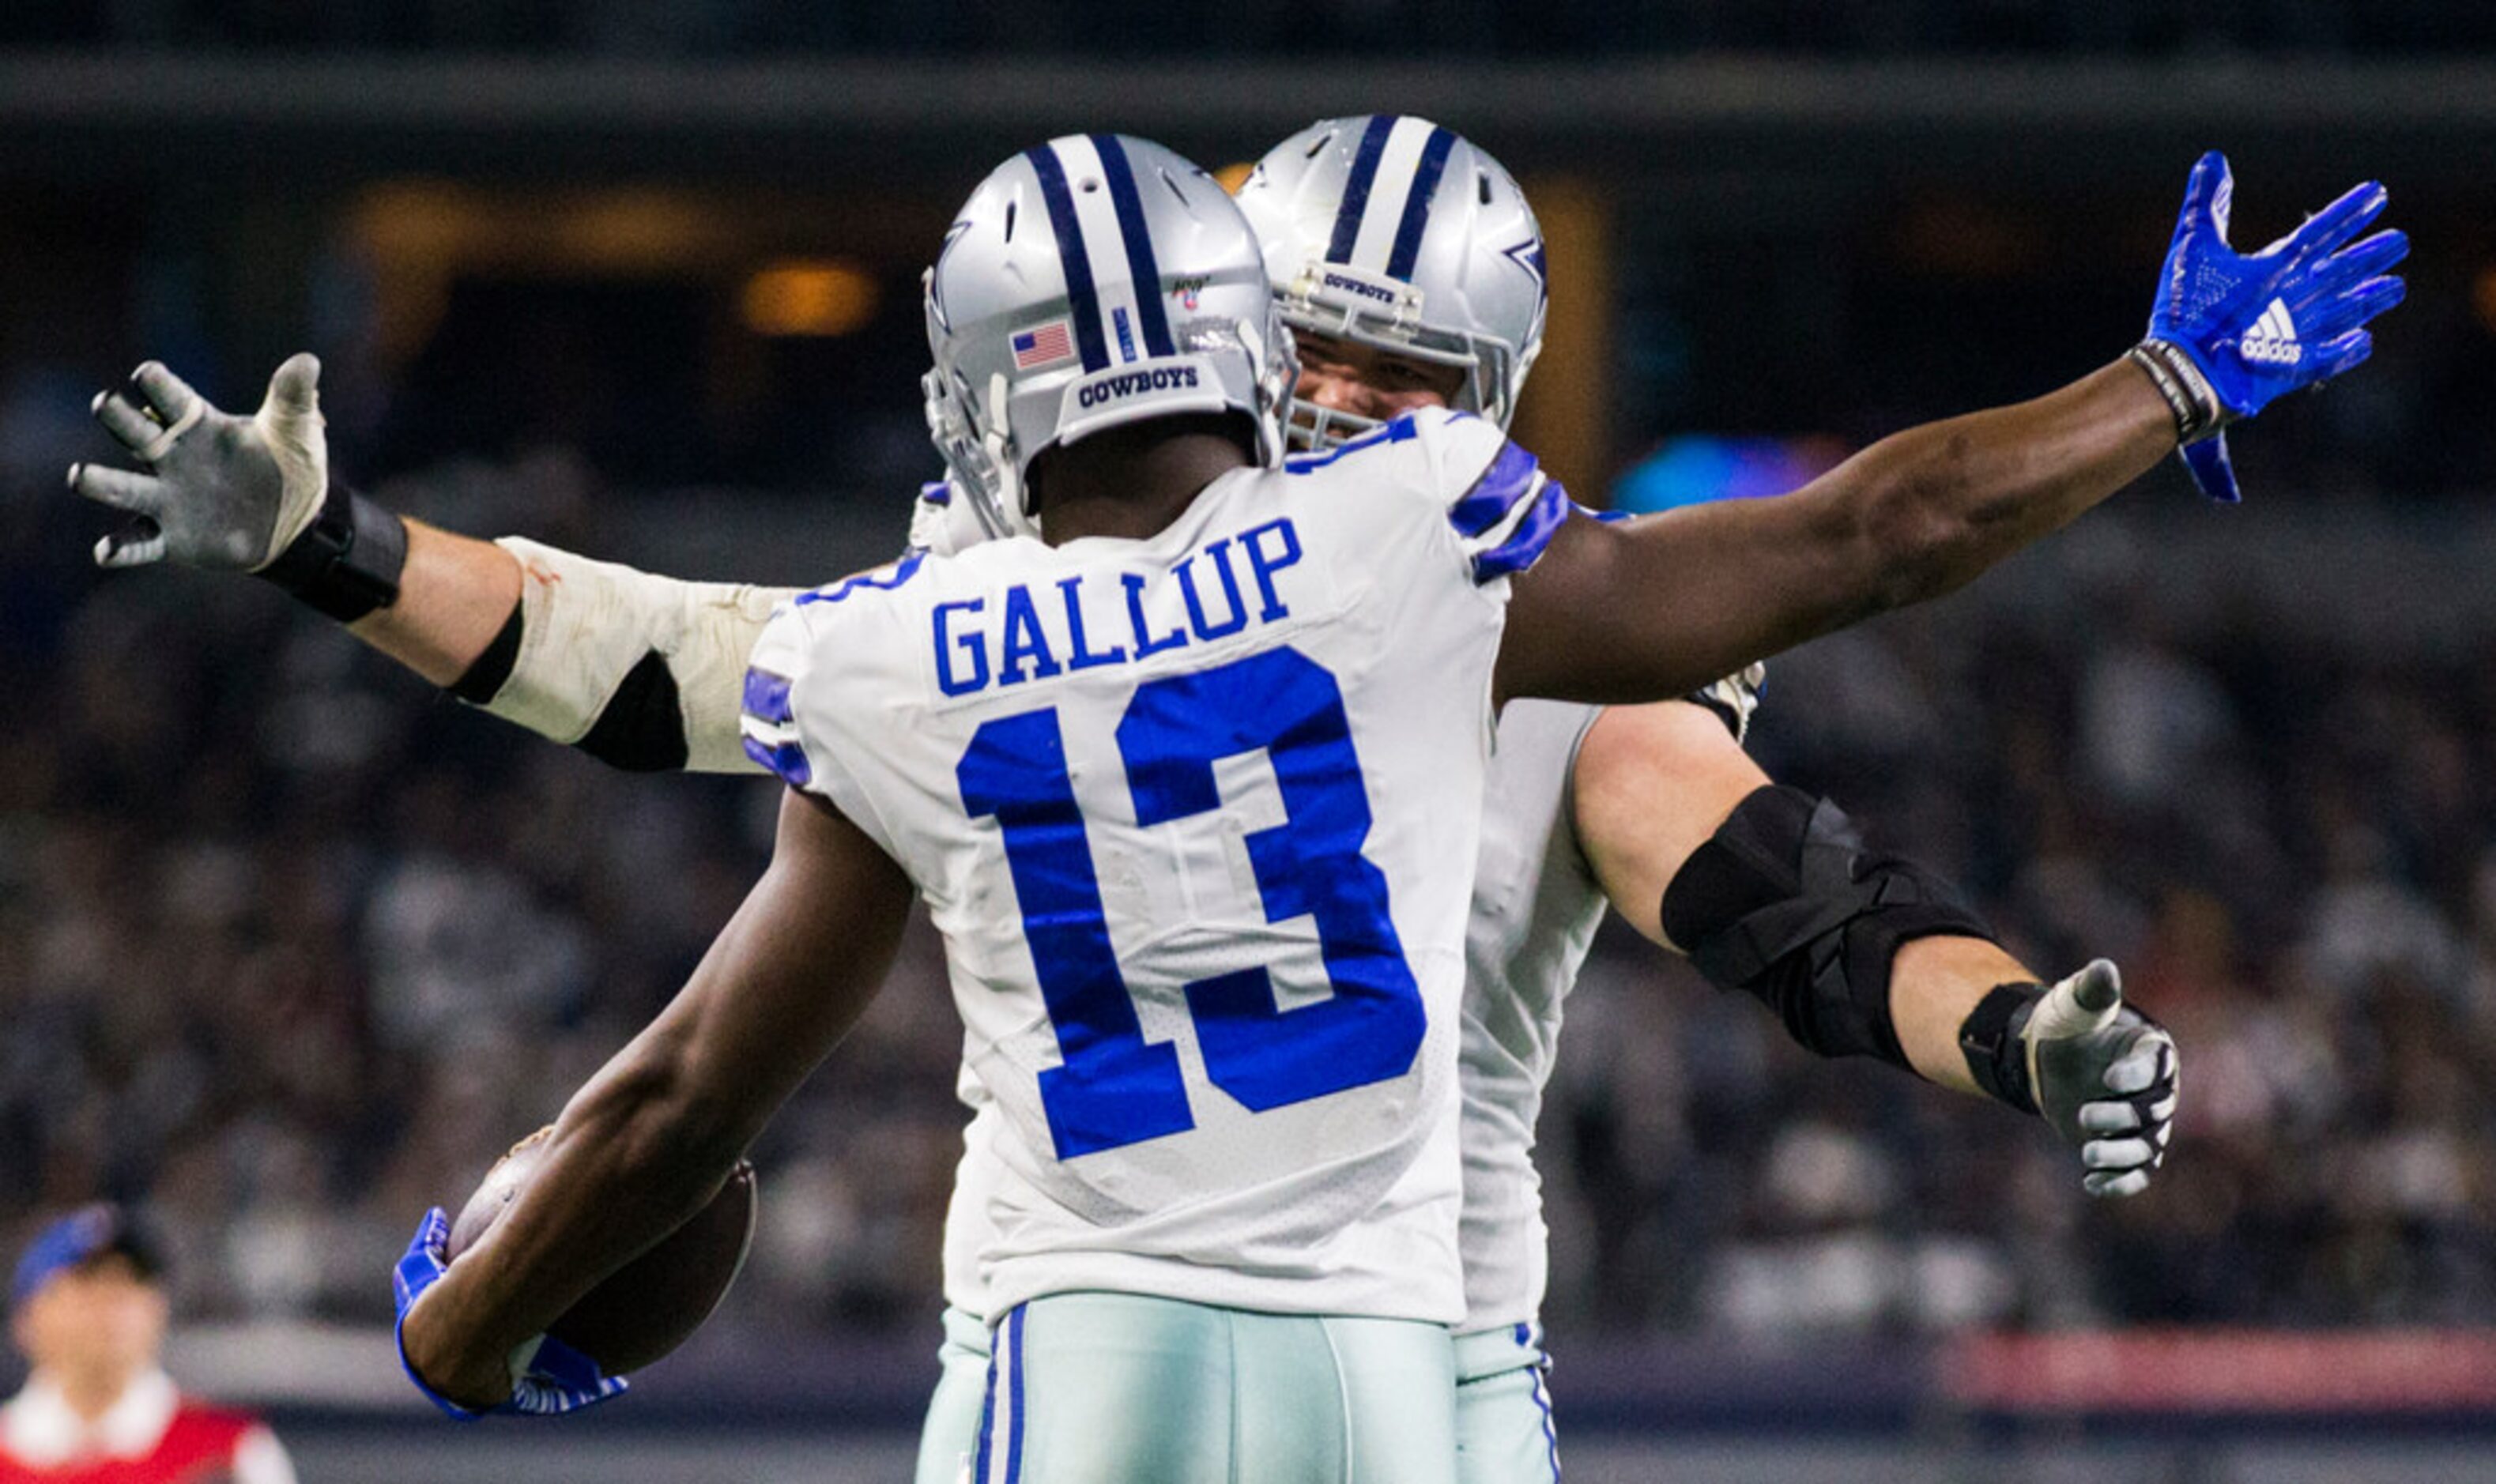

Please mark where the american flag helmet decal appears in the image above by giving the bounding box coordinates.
[1012,319,1076,369]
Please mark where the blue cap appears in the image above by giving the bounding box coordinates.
[11,1205,164,1309]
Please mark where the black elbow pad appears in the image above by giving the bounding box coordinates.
[575,650,692,772]
[1660,785,1996,1068]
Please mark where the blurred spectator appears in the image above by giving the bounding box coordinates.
[2,1206,294,1483]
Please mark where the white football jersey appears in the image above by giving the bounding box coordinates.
[935,685,1752,1335]
[1454,668,1756,1334]
[1450,698,1607,1335]
[744,409,1568,1323]
[945,706,1603,1331]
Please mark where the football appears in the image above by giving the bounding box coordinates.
[447,1125,760,1374]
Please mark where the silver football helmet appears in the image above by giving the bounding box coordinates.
[1235,115,1548,449]
[922,134,1298,539]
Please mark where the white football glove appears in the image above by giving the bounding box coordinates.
[69,354,330,571]
[2024,959,2178,1199]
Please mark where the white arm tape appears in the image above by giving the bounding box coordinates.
[487,537,797,774]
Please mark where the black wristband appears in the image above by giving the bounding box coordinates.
[2127,338,2230,445]
[256,483,407,622]
[1959,981,2045,1116]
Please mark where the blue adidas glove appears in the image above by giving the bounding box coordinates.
[392,1208,629,1421]
[2140,150,2407,503]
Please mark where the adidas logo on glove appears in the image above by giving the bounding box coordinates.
[2240,297,2302,366]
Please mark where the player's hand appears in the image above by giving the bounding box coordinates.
[69,354,330,571]
[392,1208,630,1421]
[2021,960,2178,1199]
[906,476,1001,556]
[2144,151,2407,503]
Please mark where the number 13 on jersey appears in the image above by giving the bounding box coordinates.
[956,646,1427,1159]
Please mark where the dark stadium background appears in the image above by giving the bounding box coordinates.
[6,3,2496,1478]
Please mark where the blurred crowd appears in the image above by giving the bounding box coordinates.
[1552,575,2496,1335]
[6,400,2495,1345]
[2,0,2487,58]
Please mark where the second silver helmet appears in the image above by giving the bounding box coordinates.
[1235,115,1548,449]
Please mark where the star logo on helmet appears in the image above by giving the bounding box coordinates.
[1501,238,1547,305]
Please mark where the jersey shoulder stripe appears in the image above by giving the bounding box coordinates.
[740,660,809,785]
[1449,441,1541,537]
[1424,410,1570,585]
[737,588,916,857]
[794,548,929,608]
[1279,406,1566,586]
[1470,479,1569,582]
[740,589,847,792]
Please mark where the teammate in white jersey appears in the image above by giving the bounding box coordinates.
[74,132,2400,1478]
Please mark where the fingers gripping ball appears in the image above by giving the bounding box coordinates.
[449,1126,762,1374]
[394,1208,624,1419]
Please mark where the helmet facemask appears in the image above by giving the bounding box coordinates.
[1235,115,1548,454]
[1273,269,1519,452]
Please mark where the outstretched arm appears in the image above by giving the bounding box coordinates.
[397,788,916,1411]
[1573,700,2176,1196]
[69,356,797,773]
[1500,360,2175,707]
[1497,156,2404,707]
[1577,702,2033,1093]
[356,519,523,685]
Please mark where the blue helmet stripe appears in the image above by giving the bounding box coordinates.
[1384,126,1457,281]
[1093,134,1177,360]
[1025,145,1112,373]
[1325,115,1397,266]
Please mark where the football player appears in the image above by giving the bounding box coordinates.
[74,132,2396,1479]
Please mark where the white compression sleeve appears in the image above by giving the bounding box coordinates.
[484,537,797,774]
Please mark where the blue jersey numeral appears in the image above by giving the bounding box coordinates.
[958,647,1426,1159]
[956,709,1196,1159]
